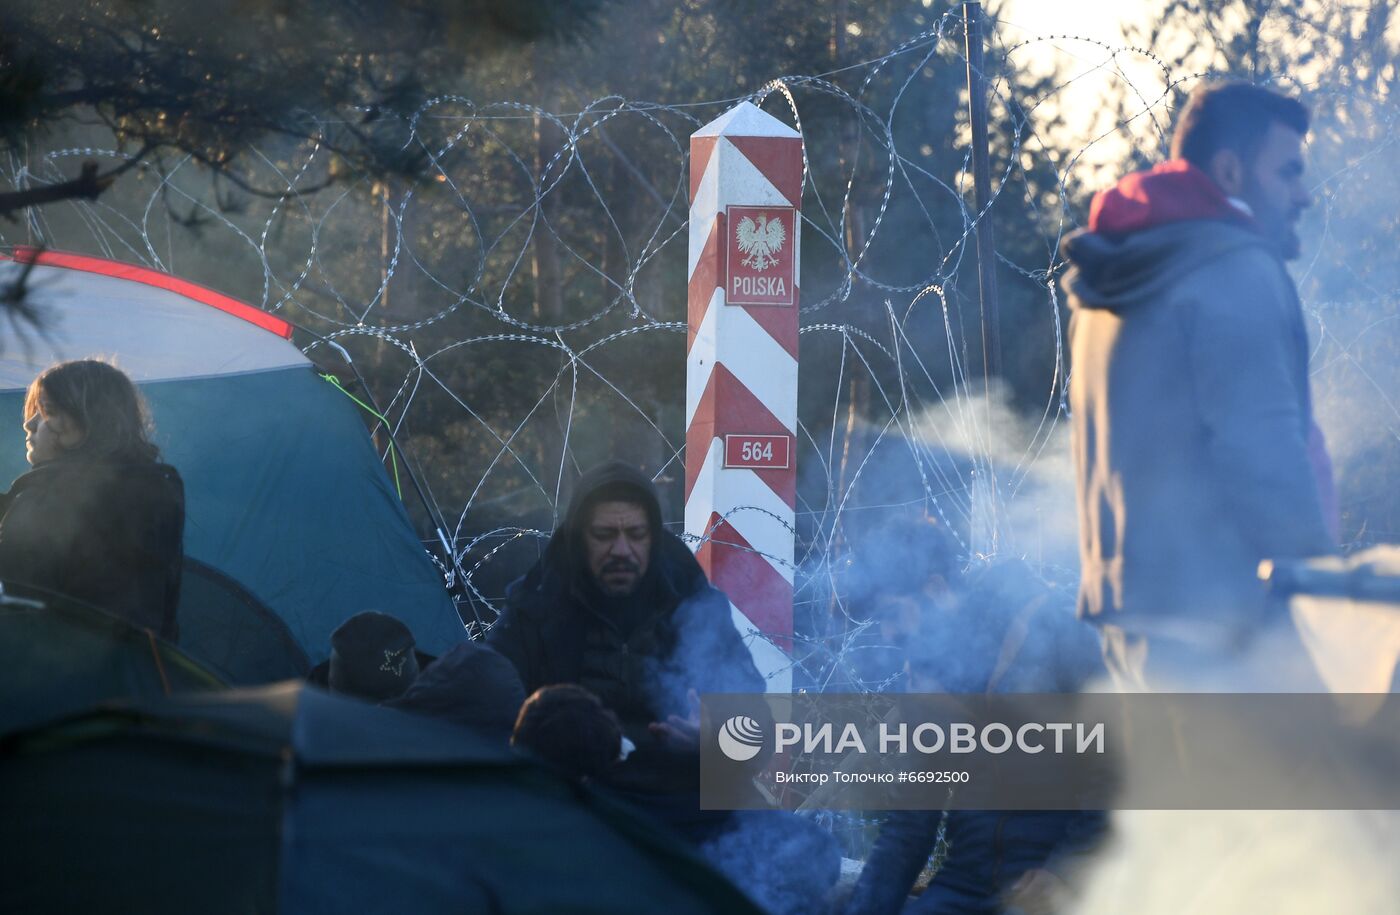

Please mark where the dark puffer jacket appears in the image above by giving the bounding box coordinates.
[0,455,185,639]
[487,461,765,794]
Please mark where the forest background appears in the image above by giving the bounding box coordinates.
[2,0,1398,659]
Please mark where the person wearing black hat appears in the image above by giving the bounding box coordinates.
[487,461,765,819]
[309,610,428,702]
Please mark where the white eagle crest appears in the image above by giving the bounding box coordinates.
[736,213,787,272]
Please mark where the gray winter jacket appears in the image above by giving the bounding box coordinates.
[1063,219,1335,640]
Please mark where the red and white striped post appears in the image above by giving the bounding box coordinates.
[684,102,803,694]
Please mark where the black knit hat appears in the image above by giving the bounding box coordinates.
[327,611,422,701]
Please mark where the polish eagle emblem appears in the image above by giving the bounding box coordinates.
[736,212,786,272]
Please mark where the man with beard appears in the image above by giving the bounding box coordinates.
[1062,82,1338,688]
[488,461,766,830]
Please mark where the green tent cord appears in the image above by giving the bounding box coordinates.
[319,373,402,499]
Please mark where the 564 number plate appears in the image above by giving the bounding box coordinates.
[723,434,791,470]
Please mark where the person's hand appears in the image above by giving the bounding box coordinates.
[649,688,701,751]
[1002,868,1069,915]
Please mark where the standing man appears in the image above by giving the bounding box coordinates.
[487,461,765,831]
[1062,83,1338,688]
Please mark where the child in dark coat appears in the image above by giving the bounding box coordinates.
[0,360,184,639]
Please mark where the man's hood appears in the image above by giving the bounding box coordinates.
[560,460,664,548]
[520,461,702,609]
[1062,160,1271,313]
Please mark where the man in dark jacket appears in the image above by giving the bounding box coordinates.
[487,461,765,803]
[1062,83,1337,687]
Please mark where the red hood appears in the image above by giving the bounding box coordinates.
[1088,160,1257,236]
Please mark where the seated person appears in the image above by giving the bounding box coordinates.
[309,611,428,702]
[839,516,963,693]
[0,359,184,639]
[385,641,526,741]
[488,461,766,806]
[843,560,1106,915]
[511,684,627,782]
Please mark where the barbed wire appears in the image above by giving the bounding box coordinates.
[3,11,1398,720]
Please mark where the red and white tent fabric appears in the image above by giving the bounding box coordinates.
[0,248,297,387]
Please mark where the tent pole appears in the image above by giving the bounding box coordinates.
[307,337,462,600]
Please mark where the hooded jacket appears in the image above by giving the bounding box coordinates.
[0,454,184,639]
[487,461,764,794]
[1062,160,1335,638]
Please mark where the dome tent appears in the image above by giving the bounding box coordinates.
[0,587,224,735]
[0,682,765,914]
[0,248,463,679]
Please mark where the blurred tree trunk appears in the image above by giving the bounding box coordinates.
[531,56,565,322]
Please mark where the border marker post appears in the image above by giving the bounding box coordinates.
[684,102,803,693]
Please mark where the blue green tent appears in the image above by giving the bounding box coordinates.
[0,249,463,680]
[0,590,224,734]
[0,682,763,914]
